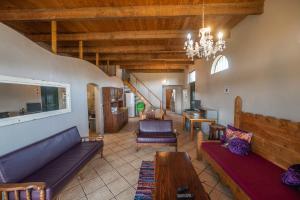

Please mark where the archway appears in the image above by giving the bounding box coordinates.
[87,83,100,136]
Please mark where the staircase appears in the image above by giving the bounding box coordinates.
[122,70,162,112]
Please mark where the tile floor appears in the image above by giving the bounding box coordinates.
[58,113,234,200]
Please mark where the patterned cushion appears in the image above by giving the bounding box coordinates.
[282,164,300,188]
[224,127,253,144]
[228,138,251,156]
[227,124,248,133]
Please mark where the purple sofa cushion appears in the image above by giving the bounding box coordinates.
[202,142,300,200]
[19,141,102,200]
[137,133,177,143]
[227,124,248,133]
[282,164,300,188]
[228,138,251,156]
[139,120,173,134]
[0,127,81,183]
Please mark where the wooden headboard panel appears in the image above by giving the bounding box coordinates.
[234,96,300,170]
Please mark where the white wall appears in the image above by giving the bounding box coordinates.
[133,72,185,109]
[0,24,123,156]
[187,0,300,125]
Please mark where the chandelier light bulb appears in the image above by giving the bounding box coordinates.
[187,33,191,40]
[218,32,224,39]
[189,39,193,45]
[207,26,211,32]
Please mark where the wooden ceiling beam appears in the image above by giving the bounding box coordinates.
[127,69,184,73]
[111,60,193,65]
[95,53,99,66]
[79,40,83,59]
[0,2,264,21]
[29,30,201,42]
[58,45,185,54]
[82,53,188,61]
[51,21,57,54]
[120,65,185,70]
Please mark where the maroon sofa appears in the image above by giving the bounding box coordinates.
[136,120,177,151]
[0,127,103,200]
[201,142,300,200]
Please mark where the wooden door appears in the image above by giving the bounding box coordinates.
[166,89,173,110]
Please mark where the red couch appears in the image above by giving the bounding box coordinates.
[201,142,300,200]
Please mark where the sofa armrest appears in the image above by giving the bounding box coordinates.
[81,135,103,142]
[0,182,46,200]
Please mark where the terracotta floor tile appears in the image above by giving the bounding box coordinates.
[100,170,122,185]
[86,186,114,200]
[81,177,105,195]
[115,187,136,200]
[59,185,85,200]
[107,177,131,196]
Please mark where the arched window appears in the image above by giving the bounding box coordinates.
[211,55,229,74]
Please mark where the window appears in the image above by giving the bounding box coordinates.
[188,70,196,83]
[211,55,229,74]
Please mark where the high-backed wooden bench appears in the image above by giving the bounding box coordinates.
[197,96,300,200]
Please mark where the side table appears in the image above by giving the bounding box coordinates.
[209,124,226,140]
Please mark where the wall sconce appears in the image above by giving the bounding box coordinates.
[162,79,169,85]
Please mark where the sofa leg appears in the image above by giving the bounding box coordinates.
[175,144,178,152]
[136,144,139,152]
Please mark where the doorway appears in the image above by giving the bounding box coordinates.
[87,83,100,137]
[162,85,183,115]
[165,89,173,111]
[190,82,195,109]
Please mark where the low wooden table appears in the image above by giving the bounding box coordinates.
[182,112,216,140]
[154,152,209,200]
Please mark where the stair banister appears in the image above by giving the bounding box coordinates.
[129,73,162,110]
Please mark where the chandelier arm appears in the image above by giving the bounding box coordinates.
[202,0,204,28]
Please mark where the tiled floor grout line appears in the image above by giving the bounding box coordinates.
[93,150,143,199]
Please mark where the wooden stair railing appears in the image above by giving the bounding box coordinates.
[124,80,153,107]
[126,73,162,110]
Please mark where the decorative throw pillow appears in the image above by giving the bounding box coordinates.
[228,138,251,156]
[146,110,155,119]
[223,126,253,144]
[282,164,300,189]
[227,124,248,133]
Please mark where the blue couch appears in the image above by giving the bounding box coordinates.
[0,127,103,200]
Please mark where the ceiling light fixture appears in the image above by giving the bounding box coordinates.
[184,0,226,60]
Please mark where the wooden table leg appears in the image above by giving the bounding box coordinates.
[190,121,194,140]
[182,115,186,130]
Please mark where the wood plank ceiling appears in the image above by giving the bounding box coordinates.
[0,0,265,73]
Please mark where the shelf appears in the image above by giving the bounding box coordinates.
[103,87,128,133]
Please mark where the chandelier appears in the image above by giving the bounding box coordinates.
[184,0,226,60]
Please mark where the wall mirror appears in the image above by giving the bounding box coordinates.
[0,75,71,127]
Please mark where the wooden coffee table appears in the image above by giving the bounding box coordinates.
[154,152,209,200]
